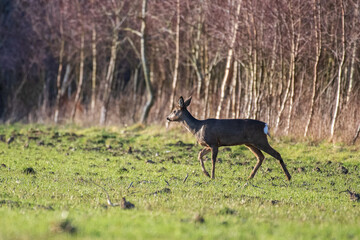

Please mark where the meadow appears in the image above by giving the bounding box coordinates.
[0,124,359,240]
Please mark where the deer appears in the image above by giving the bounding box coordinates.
[167,96,291,181]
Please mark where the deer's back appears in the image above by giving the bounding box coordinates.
[197,119,267,147]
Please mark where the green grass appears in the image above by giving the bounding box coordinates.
[0,124,359,239]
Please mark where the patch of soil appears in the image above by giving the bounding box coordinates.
[167,141,193,148]
[340,190,360,202]
[51,219,77,234]
[152,188,171,195]
[297,167,305,173]
[313,167,321,173]
[121,197,135,209]
[194,214,205,223]
[27,136,39,140]
[118,167,128,173]
[0,199,53,210]
[219,207,236,215]
[223,147,232,152]
[51,132,60,139]
[338,166,349,174]
[157,167,167,172]
[146,160,155,164]
[127,147,133,154]
[7,136,14,145]
[23,167,36,175]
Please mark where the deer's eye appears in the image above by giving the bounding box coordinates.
[173,110,176,113]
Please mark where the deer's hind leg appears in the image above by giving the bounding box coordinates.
[254,140,292,181]
[246,144,265,179]
[198,147,211,177]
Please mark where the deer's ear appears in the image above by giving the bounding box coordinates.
[184,96,192,107]
[178,96,185,108]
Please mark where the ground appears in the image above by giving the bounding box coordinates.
[0,124,359,239]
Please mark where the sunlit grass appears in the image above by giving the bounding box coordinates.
[0,124,359,239]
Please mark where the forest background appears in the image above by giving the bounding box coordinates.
[0,0,359,143]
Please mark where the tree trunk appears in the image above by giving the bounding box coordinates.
[195,7,203,100]
[346,1,358,104]
[304,0,322,137]
[330,0,346,139]
[236,62,242,118]
[267,33,277,124]
[216,0,242,119]
[245,67,253,118]
[275,65,291,131]
[202,33,210,119]
[168,0,180,113]
[140,0,154,124]
[91,20,97,114]
[71,31,85,121]
[54,15,64,124]
[230,61,238,118]
[100,17,119,125]
[285,10,300,135]
[155,61,165,117]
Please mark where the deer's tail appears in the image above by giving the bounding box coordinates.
[264,123,272,138]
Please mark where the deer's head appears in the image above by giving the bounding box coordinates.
[167,96,192,122]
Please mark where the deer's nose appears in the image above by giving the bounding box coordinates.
[166,117,171,121]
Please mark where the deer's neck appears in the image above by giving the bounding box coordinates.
[181,111,202,135]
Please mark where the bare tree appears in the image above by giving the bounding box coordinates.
[71,16,85,122]
[216,0,242,119]
[139,0,154,124]
[168,0,181,114]
[90,0,98,113]
[346,0,358,104]
[54,3,65,124]
[330,0,346,139]
[99,1,126,125]
[304,0,322,137]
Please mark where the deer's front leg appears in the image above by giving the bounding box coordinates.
[198,148,211,177]
[211,146,218,179]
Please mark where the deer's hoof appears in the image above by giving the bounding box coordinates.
[203,171,210,178]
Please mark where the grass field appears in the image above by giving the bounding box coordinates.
[0,124,359,240]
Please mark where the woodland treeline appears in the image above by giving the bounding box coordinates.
[0,0,359,142]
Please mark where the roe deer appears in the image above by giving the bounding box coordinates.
[167,96,291,181]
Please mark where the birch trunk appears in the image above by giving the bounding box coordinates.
[91,21,97,113]
[236,62,242,118]
[100,17,119,125]
[216,0,242,119]
[168,0,180,113]
[346,1,358,104]
[54,14,64,124]
[304,0,322,137]
[330,0,346,139]
[202,34,210,119]
[140,0,154,124]
[231,61,238,118]
[71,31,85,121]
[285,12,300,135]
[275,64,291,130]
[195,10,203,99]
